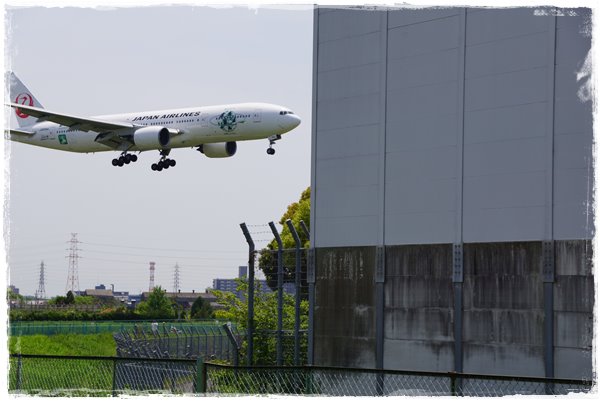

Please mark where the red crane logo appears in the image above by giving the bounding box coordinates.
[14,93,33,118]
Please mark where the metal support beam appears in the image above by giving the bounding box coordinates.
[543,240,555,388]
[286,219,303,366]
[452,243,464,396]
[375,246,385,395]
[240,223,255,366]
[307,248,315,365]
[300,220,310,241]
[269,221,284,367]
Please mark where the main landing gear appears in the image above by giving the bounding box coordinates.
[112,152,138,167]
[267,134,281,155]
[151,149,176,172]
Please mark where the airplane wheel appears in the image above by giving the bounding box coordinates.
[125,154,132,163]
[151,163,158,171]
[117,159,124,167]
[131,154,138,162]
[156,165,163,172]
[169,159,176,167]
[267,148,275,155]
[112,159,119,166]
[163,162,170,169]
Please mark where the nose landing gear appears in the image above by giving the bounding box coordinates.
[266,134,281,155]
[112,152,138,167]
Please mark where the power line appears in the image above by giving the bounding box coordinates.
[82,241,246,254]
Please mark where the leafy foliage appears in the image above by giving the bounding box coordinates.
[134,286,176,319]
[258,187,310,294]
[213,279,308,365]
[191,296,214,319]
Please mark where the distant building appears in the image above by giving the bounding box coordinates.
[212,265,296,299]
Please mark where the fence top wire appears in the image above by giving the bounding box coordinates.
[203,362,593,386]
[9,354,196,363]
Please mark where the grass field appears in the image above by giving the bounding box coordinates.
[9,333,117,356]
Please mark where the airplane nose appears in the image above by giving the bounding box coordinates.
[288,114,301,128]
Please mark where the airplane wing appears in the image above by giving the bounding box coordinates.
[7,103,135,132]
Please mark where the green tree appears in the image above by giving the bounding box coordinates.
[258,187,310,294]
[65,291,75,304]
[134,286,176,319]
[213,279,308,365]
[191,296,215,319]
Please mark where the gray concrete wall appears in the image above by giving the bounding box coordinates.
[311,6,594,380]
[312,7,593,247]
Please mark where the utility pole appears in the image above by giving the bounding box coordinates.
[173,263,180,293]
[65,233,81,294]
[35,261,46,301]
[149,261,156,291]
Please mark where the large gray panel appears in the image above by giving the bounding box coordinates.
[318,9,382,43]
[555,19,591,69]
[554,98,593,135]
[554,311,593,348]
[465,67,548,111]
[385,211,455,245]
[387,81,458,119]
[554,347,593,380]
[318,31,381,72]
[554,133,593,171]
[554,204,594,241]
[317,93,380,131]
[465,32,548,78]
[387,15,460,59]
[553,168,592,205]
[388,7,461,28]
[315,216,379,248]
[316,154,379,187]
[385,178,455,216]
[464,138,546,176]
[316,124,380,159]
[466,8,549,46]
[383,340,454,372]
[464,102,546,144]
[387,48,459,91]
[386,147,457,181]
[463,310,544,344]
[385,308,453,341]
[317,63,380,101]
[463,344,544,377]
[463,172,545,210]
[463,207,545,242]
[316,185,378,218]
[554,240,593,276]
[386,112,458,152]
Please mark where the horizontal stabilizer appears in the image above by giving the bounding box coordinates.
[8,128,35,136]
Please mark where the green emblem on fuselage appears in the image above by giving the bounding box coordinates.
[58,134,68,145]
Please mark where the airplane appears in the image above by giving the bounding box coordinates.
[5,73,301,171]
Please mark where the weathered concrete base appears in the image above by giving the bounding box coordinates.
[313,240,593,379]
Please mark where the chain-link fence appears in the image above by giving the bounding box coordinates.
[9,319,221,336]
[9,354,199,396]
[205,364,594,397]
[114,323,243,362]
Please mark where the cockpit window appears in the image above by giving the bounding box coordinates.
[280,110,294,115]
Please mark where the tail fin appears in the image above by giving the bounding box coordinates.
[7,72,44,128]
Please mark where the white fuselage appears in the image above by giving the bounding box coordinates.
[11,102,300,153]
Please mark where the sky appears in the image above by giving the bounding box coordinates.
[4,4,313,297]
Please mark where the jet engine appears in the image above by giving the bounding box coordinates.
[133,126,171,150]
[198,142,237,158]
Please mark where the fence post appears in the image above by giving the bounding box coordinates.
[16,354,22,392]
[286,219,302,366]
[299,220,310,240]
[269,221,284,367]
[240,222,255,366]
[112,358,117,397]
[195,357,206,393]
[223,323,241,367]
